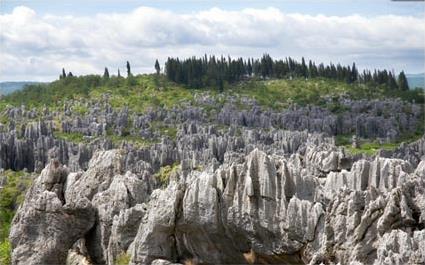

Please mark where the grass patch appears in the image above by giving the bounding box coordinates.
[115,252,130,265]
[150,121,178,140]
[53,131,86,143]
[344,142,400,156]
[106,129,154,148]
[89,75,196,113]
[335,134,352,146]
[224,78,363,110]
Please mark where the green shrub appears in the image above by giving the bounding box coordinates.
[115,252,130,265]
[0,240,11,265]
[0,170,32,265]
[154,163,180,186]
[335,134,352,146]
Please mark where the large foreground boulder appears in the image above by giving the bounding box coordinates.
[9,160,95,265]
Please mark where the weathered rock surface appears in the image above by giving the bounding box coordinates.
[9,160,95,265]
[10,140,425,265]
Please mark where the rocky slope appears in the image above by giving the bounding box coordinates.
[3,85,425,264]
[0,95,423,173]
[9,128,425,264]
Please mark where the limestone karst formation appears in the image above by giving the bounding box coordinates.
[3,95,425,265]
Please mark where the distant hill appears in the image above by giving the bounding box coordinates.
[0,81,44,95]
[406,73,425,89]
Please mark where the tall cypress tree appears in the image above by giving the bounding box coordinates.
[301,57,307,78]
[126,61,131,77]
[387,72,398,90]
[103,67,109,79]
[61,68,66,79]
[218,77,224,92]
[351,63,358,83]
[247,59,253,77]
[398,71,409,91]
[155,59,161,75]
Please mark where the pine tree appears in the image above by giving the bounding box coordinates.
[103,67,109,79]
[398,71,409,91]
[301,57,308,78]
[387,72,398,90]
[218,77,224,92]
[247,59,253,77]
[155,59,161,75]
[351,63,358,83]
[68,72,73,77]
[61,68,66,79]
[126,61,131,77]
[118,68,121,78]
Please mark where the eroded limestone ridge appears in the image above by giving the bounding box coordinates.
[10,131,425,265]
[0,96,423,173]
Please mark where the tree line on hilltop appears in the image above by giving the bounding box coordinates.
[164,54,409,91]
[57,55,409,92]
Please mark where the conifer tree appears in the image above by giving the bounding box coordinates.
[301,57,308,78]
[387,72,398,90]
[247,59,253,77]
[218,77,224,92]
[351,63,358,83]
[126,61,131,77]
[103,67,109,79]
[155,59,161,75]
[61,68,66,79]
[398,71,409,91]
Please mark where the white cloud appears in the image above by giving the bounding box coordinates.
[0,6,424,81]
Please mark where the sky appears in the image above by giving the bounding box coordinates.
[0,0,424,81]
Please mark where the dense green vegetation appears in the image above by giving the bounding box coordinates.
[1,74,423,114]
[1,56,422,113]
[0,170,33,264]
[165,54,409,90]
[0,75,195,113]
